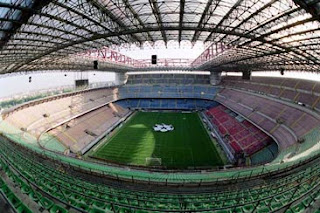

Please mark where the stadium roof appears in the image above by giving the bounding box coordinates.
[1,0,320,73]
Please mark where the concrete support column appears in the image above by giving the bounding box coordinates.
[242,70,251,80]
[210,71,222,85]
[115,72,128,85]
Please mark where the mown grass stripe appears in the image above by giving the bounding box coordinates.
[92,111,224,169]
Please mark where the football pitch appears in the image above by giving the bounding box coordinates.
[91,112,224,169]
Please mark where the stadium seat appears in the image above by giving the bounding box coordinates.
[0,129,319,213]
[290,202,306,213]
[7,193,22,208]
[49,204,68,213]
[28,190,42,202]
[38,197,54,210]
[16,204,33,213]
[206,105,273,158]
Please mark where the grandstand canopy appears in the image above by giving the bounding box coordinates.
[1,0,320,73]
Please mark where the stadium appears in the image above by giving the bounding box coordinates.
[0,0,320,213]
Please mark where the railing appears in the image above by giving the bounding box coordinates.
[77,47,143,67]
[191,42,231,68]
[79,47,196,69]
[74,42,236,71]
[79,44,234,70]
[135,58,192,68]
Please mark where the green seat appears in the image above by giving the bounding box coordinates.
[87,190,97,197]
[302,196,313,207]
[234,207,244,213]
[52,192,65,200]
[313,191,320,200]
[15,177,24,187]
[116,206,133,213]
[69,193,82,201]
[92,200,106,209]
[16,204,32,213]
[44,183,58,193]
[256,206,270,213]
[22,171,33,181]
[21,184,31,194]
[61,189,72,197]
[214,209,232,213]
[49,204,68,213]
[213,201,223,208]
[242,204,254,213]
[75,202,90,211]
[155,203,167,210]
[1,184,12,196]
[80,197,93,206]
[29,191,42,202]
[290,202,306,213]
[134,210,149,213]
[274,194,285,202]
[285,209,294,213]
[271,200,283,211]
[39,197,54,210]
[89,207,105,213]
[128,199,139,206]
[0,177,5,187]
[105,203,113,211]
[101,194,111,200]
[224,199,237,206]
[7,193,22,208]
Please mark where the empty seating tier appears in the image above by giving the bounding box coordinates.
[48,103,130,154]
[116,98,219,110]
[206,105,273,156]
[221,76,320,110]
[3,88,117,138]
[215,88,320,151]
[127,74,210,85]
[118,85,218,100]
[0,136,319,213]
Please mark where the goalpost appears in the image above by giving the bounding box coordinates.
[145,157,162,166]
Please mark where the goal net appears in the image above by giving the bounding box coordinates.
[145,157,162,166]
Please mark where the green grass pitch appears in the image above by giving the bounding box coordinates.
[91,112,224,169]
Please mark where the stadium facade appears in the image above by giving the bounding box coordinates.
[0,0,320,213]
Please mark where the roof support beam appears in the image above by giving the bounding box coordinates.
[266,28,320,44]
[88,0,142,45]
[192,0,219,43]
[123,0,154,42]
[235,17,319,64]
[0,2,119,47]
[227,7,300,45]
[0,17,105,47]
[178,0,185,43]
[205,0,244,42]
[293,0,320,20]
[217,0,282,43]
[206,50,288,70]
[252,17,317,42]
[51,0,126,45]
[0,0,51,49]
[149,0,167,44]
